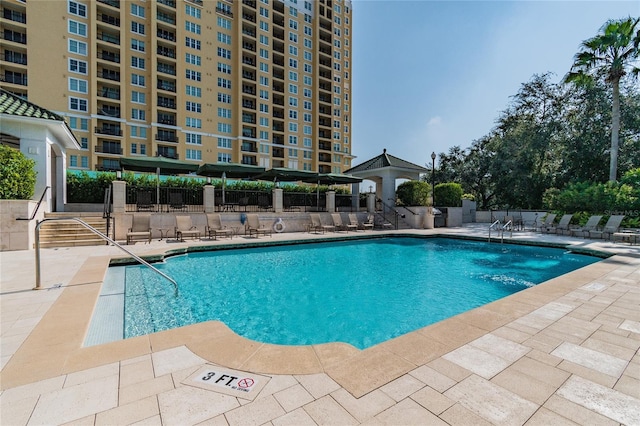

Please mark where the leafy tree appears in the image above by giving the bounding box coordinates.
[564,17,640,182]
[0,144,36,200]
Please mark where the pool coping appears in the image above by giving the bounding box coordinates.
[0,230,635,398]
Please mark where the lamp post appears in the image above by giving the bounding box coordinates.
[431,152,436,207]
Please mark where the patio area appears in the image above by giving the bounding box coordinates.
[1,225,639,425]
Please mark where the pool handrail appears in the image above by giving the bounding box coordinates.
[34,217,178,295]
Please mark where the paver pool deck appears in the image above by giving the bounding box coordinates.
[1,225,639,425]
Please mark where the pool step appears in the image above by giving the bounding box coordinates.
[38,213,112,248]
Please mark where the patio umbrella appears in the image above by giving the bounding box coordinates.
[120,156,199,207]
[255,167,319,183]
[301,173,362,209]
[196,163,266,206]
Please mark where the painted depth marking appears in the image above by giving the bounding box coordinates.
[195,369,257,393]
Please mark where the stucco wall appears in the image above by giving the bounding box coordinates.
[0,200,46,251]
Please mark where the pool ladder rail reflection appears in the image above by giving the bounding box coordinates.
[488,219,513,244]
[32,217,178,296]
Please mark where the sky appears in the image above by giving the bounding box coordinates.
[349,0,640,170]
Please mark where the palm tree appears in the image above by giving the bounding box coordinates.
[564,17,640,182]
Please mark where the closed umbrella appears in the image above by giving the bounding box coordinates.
[196,163,266,209]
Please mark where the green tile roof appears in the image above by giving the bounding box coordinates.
[0,89,64,121]
[345,149,429,174]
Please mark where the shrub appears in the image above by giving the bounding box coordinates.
[434,182,463,207]
[0,145,36,200]
[396,180,432,206]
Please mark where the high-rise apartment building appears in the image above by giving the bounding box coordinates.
[1,0,353,173]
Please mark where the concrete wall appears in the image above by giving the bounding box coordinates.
[0,200,46,251]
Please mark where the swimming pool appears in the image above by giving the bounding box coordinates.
[117,237,598,349]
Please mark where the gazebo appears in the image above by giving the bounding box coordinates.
[345,149,429,207]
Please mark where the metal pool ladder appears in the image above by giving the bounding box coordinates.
[488,219,513,244]
[33,218,178,295]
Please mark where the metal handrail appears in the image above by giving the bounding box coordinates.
[34,218,178,296]
[16,186,49,221]
[488,219,501,242]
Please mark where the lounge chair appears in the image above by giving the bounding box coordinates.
[542,214,573,235]
[136,190,154,212]
[246,214,272,237]
[174,215,200,241]
[570,215,603,238]
[332,213,356,232]
[348,213,367,231]
[205,213,233,240]
[126,214,152,245]
[310,213,335,233]
[588,215,625,240]
[364,214,375,230]
[537,213,557,233]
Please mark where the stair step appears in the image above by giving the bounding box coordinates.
[38,214,111,248]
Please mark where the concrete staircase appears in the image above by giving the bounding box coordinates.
[38,213,112,248]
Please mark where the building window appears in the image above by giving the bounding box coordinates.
[131,39,145,52]
[131,22,145,35]
[186,117,202,128]
[186,53,201,66]
[80,137,88,149]
[218,153,232,162]
[217,63,232,74]
[186,149,202,160]
[186,101,201,112]
[217,32,231,45]
[186,69,201,81]
[69,97,88,112]
[186,37,201,50]
[289,19,298,30]
[218,93,232,103]
[217,16,231,29]
[217,108,232,118]
[131,74,145,87]
[186,85,202,97]
[218,78,231,89]
[218,123,232,134]
[132,108,145,120]
[69,77,87,93]
[131,143,137,154]
[289,135,298,144]
[289,123,298,132]
[260,117,269,126]
[131,3,145,17]
[185,21,201,34]
[217,47,231,59]
[186,133,202,145]
[70,155,78,167]
[218,137,232,148]
[69,58,87,74]
[68,0,87,17]
[131,57,145,69]
[131,91,145,104]
[68,39,87,55]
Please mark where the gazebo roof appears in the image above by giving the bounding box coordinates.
[345,149,429,174]
[0,89,65,121]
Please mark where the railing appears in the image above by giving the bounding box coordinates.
[335,194,356,212]
[488,219,501,242]
[377,198,405,229]
[215,189,273,212]
[16,186,49,221]
[34,218,178,296]
[126,187,203,213]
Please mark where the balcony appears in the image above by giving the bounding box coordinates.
[157,115,176,126]
[1,72,27,86]
[242,71,256,81]
[242,56,256,66]
[157,12,176,25]
[272,109,284,119]
[273,1,284,13]
[157,63,176,75]
[98,51,120,63]
[273,147,284,158]
[97,0,120,8]
[157,0,176,8]
[98,106,121,118]
[242,114,256,124]
[97,32,120,45]
[216,6,233,17]
[157,97,176,109]
[98,13,120,26]
[319,142,332,151]
[272,40,284,54]
[95,144,122,155]
[242,0,256,8]
[242,128,256,138]
[3,9,26,24]
[272,123,284,132]
[242,12,256,23]
[272,27,284,40]
[272,83,284,93]
[273,69,284,80]
[273,95,284,106]
[157,46,176,59]
[95,126,123,136]
[98,70,120,82]
[99,87,120,100]
[242,85,256,95]
[157,80,176,92]
[156,133,178,143]
[1,51,27,65]
[157,29,176,42]
[241,157,258,166]
[156,150,178,159]
[273,135,284,145]
[242,100,256,109]
[242,42,256,52]
[318,153,332,163]
[241,142,257,152]
[2,30,26,44]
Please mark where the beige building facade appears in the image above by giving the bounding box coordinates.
[1,0,353,174]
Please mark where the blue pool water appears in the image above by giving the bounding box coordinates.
[124,237,598,349]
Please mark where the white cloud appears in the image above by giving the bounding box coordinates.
[427,116,443,126]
